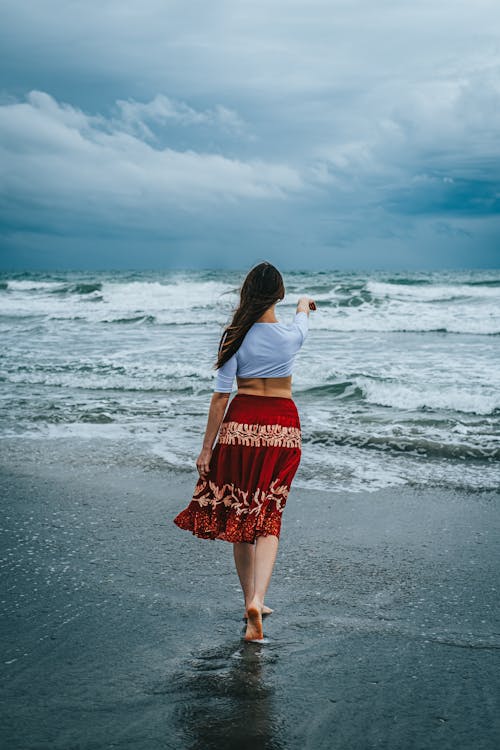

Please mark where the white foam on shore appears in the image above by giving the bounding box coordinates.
[148,444,194,470]
[296,440,500,494]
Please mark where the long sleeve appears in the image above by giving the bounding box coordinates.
[292,311,309,345]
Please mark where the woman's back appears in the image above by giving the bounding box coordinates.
[215,311,309,395]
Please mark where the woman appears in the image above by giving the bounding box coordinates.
[173,262,315,642]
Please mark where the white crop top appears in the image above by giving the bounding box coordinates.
[214,311,309,393]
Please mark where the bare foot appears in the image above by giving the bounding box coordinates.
[244,604,264,642]
[243,605,273,620]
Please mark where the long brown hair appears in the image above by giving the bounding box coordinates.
[215,262,285,369]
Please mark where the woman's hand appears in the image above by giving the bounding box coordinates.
[196,446,213,479]
[297,296,316,313]
[196,393,230,479]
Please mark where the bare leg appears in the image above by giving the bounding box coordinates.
[233,541,255,613]
[233,542,274,618]
[245,534,279,641]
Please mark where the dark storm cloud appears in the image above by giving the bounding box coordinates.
[1,0,499,269]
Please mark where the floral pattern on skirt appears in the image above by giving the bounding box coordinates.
[173,394,302,543]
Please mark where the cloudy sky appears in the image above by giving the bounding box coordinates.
[1,0,499,270]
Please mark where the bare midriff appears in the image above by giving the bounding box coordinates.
[236,375,293,399]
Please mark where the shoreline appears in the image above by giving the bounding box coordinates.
[1,436,499,749]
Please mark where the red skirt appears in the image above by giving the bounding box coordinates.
[173,393,302,543]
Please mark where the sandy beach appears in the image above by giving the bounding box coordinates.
[1,436,499,749]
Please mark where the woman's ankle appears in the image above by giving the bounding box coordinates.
[248,595,264,609]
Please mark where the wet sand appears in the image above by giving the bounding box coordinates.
[1,437,499,749]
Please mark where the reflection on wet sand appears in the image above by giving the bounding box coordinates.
[171,637,285,750]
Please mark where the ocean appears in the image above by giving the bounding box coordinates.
[1,268,499,494]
